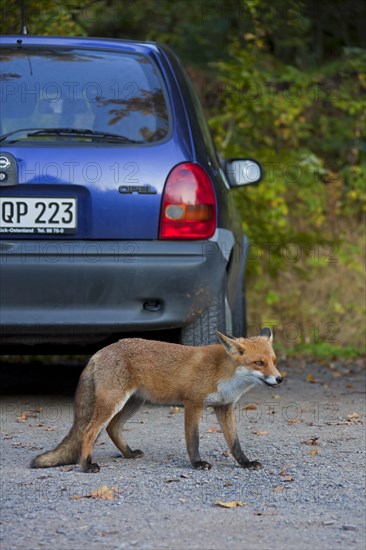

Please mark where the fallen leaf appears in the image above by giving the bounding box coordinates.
[306,373,316,383]
[309,448,319,456]
[281,475,295,482]
[208,426,222,433]
[287,419,304,423]
[243,405,257,410]
[71,485,117,501]
[223,481,233,487]
[252,430,268,436]
[214,500,247,509]
[303,437,319,446]
[17,411,37,423]
[346,414,363,425]
[272,394,281,400]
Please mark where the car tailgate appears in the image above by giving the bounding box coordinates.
[0,143,186,239]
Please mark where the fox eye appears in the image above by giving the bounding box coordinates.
[255,361,265,367]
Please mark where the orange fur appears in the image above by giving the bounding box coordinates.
[31,329,282,472]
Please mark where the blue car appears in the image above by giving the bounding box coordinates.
[0,35,262,349]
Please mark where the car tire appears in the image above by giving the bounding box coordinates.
[180,291,226,346]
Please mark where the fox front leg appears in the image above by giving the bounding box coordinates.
[184,401,212,470]
[214,404,262,469]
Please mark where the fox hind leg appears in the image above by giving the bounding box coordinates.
[106,394,145,458]
[80,392,133,473]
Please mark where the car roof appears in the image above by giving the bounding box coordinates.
[0,35,163,56]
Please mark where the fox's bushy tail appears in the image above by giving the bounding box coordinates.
[30,362,95,468]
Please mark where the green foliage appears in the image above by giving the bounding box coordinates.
[210,41,365,260]
[281,342,365,361]
[0,0,87,36]
[205,2,365,348]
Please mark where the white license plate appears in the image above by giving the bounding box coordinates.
[0,197,77,235]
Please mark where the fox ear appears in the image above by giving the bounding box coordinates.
[217,332,245,356]
[260,327,273,343]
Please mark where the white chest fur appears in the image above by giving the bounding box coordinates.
[204,367,258,406]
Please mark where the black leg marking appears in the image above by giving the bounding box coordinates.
[192,460,213,470]
[124,445,145,459]
[214,404,262,470]
[83,455,100,473]
[185,402,212,470]
[232,437,262,469]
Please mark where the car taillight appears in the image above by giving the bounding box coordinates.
[159,163,217,240]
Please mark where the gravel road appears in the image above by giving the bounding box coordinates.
[1,356,365,550]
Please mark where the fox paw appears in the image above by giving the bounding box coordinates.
[241,460,262,470]
[126,449,144,459]
[85,462,100,473]
[193,460,212,470]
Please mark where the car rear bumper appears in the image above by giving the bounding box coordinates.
[0,230,234,346]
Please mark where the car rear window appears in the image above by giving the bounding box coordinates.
[0,47,170,144]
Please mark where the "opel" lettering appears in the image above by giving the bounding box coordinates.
[118,185,157,195]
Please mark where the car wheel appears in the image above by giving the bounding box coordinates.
[180,291,226,346]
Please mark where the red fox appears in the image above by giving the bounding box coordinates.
[31,328,282,472]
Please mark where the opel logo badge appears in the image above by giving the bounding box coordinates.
[0,157,11,170]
